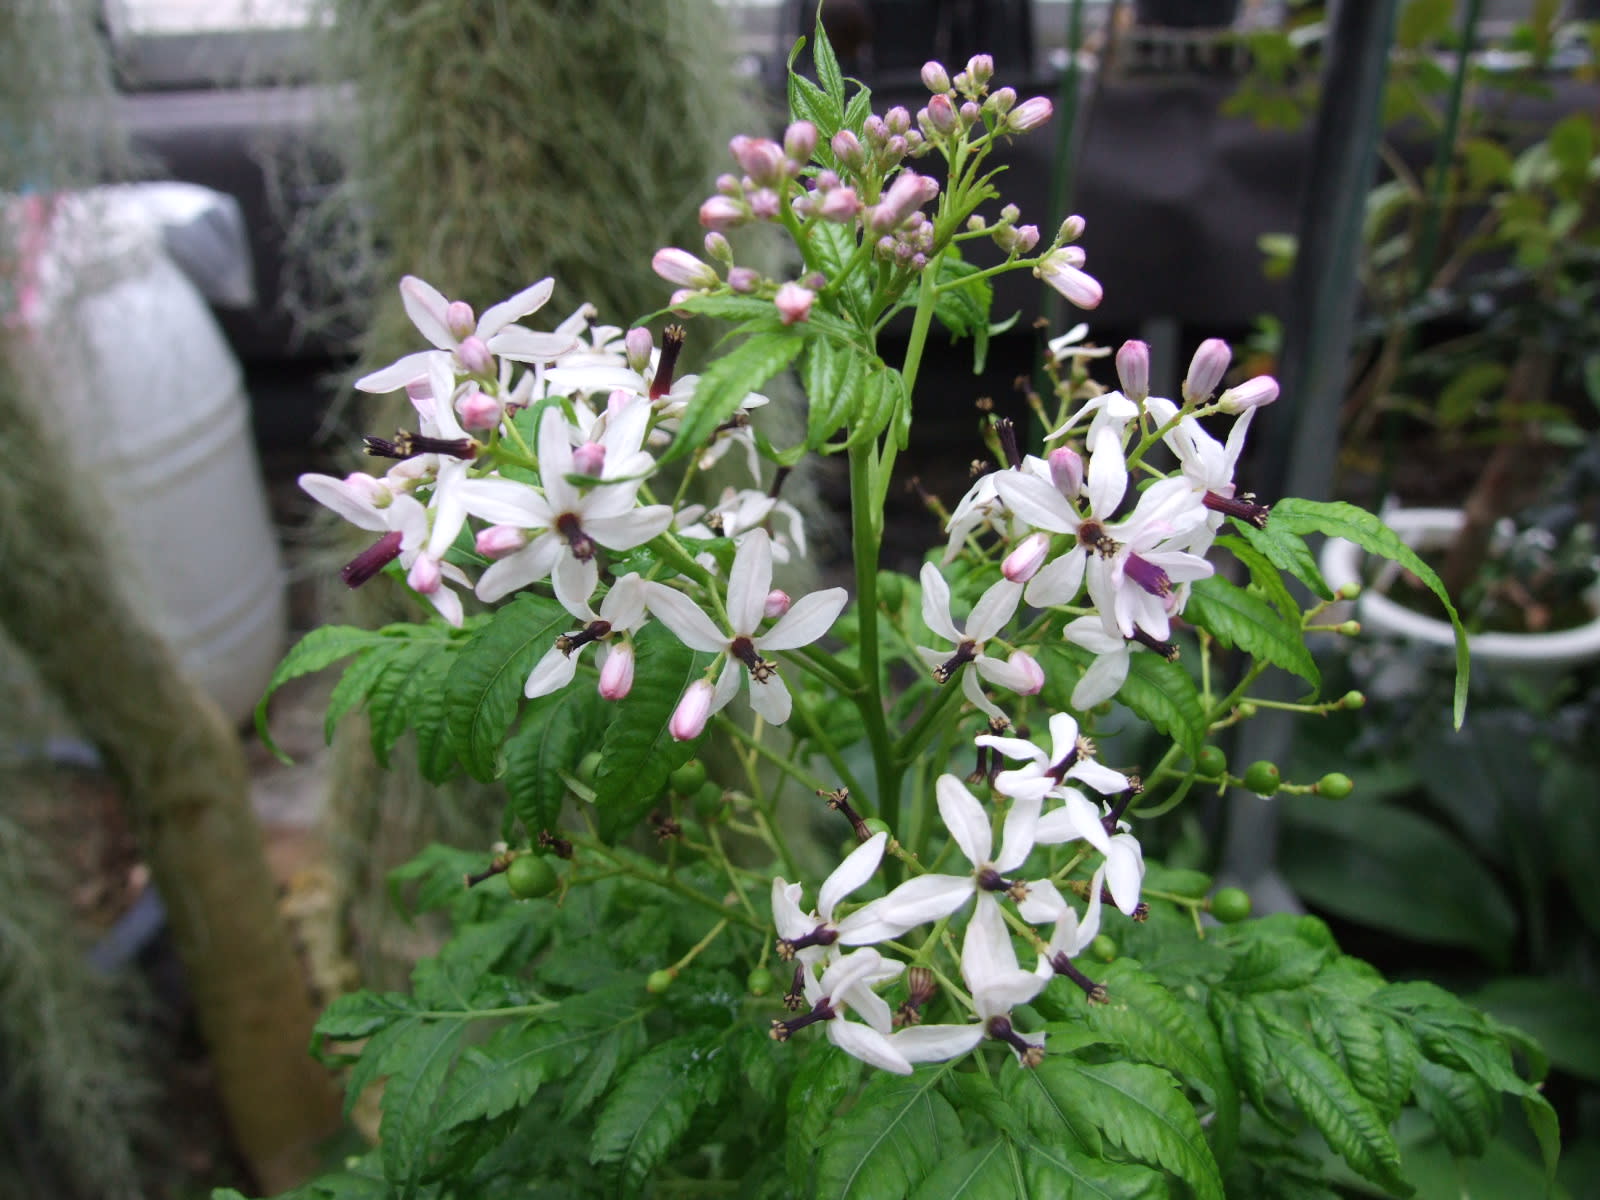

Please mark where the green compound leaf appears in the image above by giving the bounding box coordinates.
[1021,1136,1172,1200]
[1231,514,1333,600]
[591,625,709,840]
[909,1141,1019,1200]
[367,640,455,770]
[367,1017,465,1196]
[1411,1059,1497,1158]
[813,1063,964,1200]
[1066,1060,1226,1200]
[1270,497,1469,727]
[1254,1007,1413,1197]
[803,333,865,449]
[254,623,393,761]
[1216,533,1303,623]
[323,639,411,744]
[1119,649,1208,760]
[589,1035,723,1192]
[443,594,566,782]
[786,1039,862,1183]
[661,331,805,466]
[502,684,609,836]
[1185,574,1321,691]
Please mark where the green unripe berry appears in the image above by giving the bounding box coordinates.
[1210,887,1253,923]
[694,780,725,820]
[876,570,906,612]
[669,758,708,796]
[646,969,676,994]
[747,967,776,997]
[1195,745,1227,777]
[576,750,603,786]
[1340,690,1366,710]
[1091,935,1118,963]
[1317,772,1355,800]
[1336,581,1362,601]
[1241,760,1281,796]
[505,854,559,900]
[1338,620,1362,636]
[1237,702,1258,719]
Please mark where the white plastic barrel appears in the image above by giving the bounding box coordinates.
[15,189,287,725]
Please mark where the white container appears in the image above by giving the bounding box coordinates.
[15,190,287,724]
[1318,506,1600,672]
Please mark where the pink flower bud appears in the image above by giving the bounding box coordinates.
[748,189,781,220]
[625,327,654,372]
[775,282,814,325]
[1219,375,1280,413]
[885,106,911,135]
[965,54,994,87]
[1009,650,1045,695]
[921,60,951,93]
[476,524,529,558]
[815,170,841,189]
[869,171,940,234]
[926,94,958,134]
[764,589,792,619]
[1116,340,1150,402]
[704,232,733,263]
[716,172,741,195]
[669,679,716,741]
[959,101,981,127]
[1013,224,1040,253]
[1058,214,1086,242]
[733,136,785,186]
[652,247,719,290]
[1049,446,1084,497]
[784,120,817,162]
[1035,250,1102,310]
[445,300,476,340]
[885,134,909,161]
[727,267,760,293]
[407,555,442,596]
[1006,96,1053,132]
[572,441,606,476]
[455,386,502,430]
[669,288,695,309]
[819,187,861,222]
[831,129,865,168]
[988,86,1017,115]
[1185,339,1232,402]
[1003,533,1051,583]
[599,642,635,700]
[699,195,747,232]
[801,270,826,290]
[456,335,494,375]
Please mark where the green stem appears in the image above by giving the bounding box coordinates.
[572,837,763,930]
[713,714,827,796]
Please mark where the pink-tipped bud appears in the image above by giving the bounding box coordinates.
[456,335,494,376]
[885,106,912,135]
[1185,339,1232,402]
[727,266,760,293]
[1003,533,1051,583]
[926,94,958,134]
[815,170,841,190]
[699,195,747,232]
[1009,650,1046,695]
[1035,250,1102,310]
[704,232,733,263]
[801,270,826,290]
[716,172,741,195]
[784,120,817,163]
[1219,375,1280,413]
[455,386,502,430]
[959,101,981,127]
[764,589,792,619]
[476,524,529,558]
[652,247,719,290]
[445,300,476,340]
[668,288,695,309]
[1058,214,1086,242]
[1049,446,1084,497]
[407,554,442,596]
[988,86,1017,115]
[831,129,865,169]
[1013,224,1040,253]
[733,136,785,186]
[864,114,888,144]
[966,54,994,86]
[869,171,940,234]
[819,187,861,222]
[748,188,781,220]
[921,60,951,92]
[1006,96,1053,132]
[599,642,635,700]
[1116,340,1151,402]
[774,282,814,325]
[625,327,654,372]
[669,679,716,741]
[572,441,606,476]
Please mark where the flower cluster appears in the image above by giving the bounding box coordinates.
[303,48,1282,1079]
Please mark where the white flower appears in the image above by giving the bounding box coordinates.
[356,276,576,393]
[1061,615,1132,708]
[961,894,1049,1065]
[1030,870,1107,1000]
[523,573,650,699]
[1032,805,1146,918]
[647,529,846,727]
[940,456,1050,564]
[978,711,1130,801]
[1046,323,1112,364]
[772,832,936,966]
[917,565,1043,721]
[455,405,672,604]
[1144,395,1269,552]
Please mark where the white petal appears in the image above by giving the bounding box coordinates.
[456,477,551,528]
[423,583,464,628]
[819,833,888,921]
[1070,758,1131,796]
[975,651,1044,696]
[1024,549,1086,608]
[1034,791,1114,857]
[727,529,774,636]
[644,584,728,653]
[974,734,1047,764]
[1105,836,1145,916]
[993,472,1079,535]
[1062,613,1124,655]
[966,578,1023,643]
[551,553,600,612]
[1071,647,1130,710]
[1085,426,1128,519]
[747,671,793,725]
[837,875,972,944]
[476,536,561,603]
[524,645,579,698]
[399,275,455,349]
[888,1024,986,1064]
[771,878,813,941]
[919,562,961,642]
[828,1020,912,1075]
[818,947,887,999]
[995,793,1043,874]
[710,656,743,714]
[1046,713,1081,758]
[758,587,847,651]
[1018,879,1068,925]
[991,767,1054,804]
[935,774,991,868]
[489,326,580,363]
[477,278,554,339]
[355,349,442,394]
[598,573,649,630]
[844,979,897,1035]
[299,473,385,531]
[585,505,674,551]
